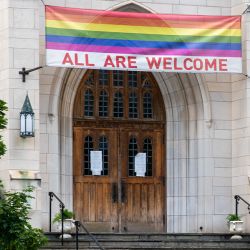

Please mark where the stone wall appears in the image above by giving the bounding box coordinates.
[231,0,250,232]
[0,0,41,228]
[0,0,10,188]
[2,0,250,233]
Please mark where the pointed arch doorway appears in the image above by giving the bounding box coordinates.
[73,70,165,232]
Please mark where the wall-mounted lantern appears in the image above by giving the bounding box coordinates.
[20,94,34,138]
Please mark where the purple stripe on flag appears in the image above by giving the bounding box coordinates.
[46,42,242,57]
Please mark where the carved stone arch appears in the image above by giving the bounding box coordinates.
[151,71,212,232]
[45,1,212,233]
[45,67,87,209]
[108,0,154,13]
[55,71,211,233]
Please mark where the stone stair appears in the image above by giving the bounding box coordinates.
[41,233,250,249]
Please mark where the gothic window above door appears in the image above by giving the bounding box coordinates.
[73,70,165,122]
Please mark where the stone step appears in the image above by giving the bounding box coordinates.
[41,233,250,250]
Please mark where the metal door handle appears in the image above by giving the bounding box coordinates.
[121,182,126,203]
[111,183,118,203]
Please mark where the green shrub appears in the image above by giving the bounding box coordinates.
[53,208,74,223]
[0,185,47,250]
[0,100,7,157]
[226,214,241,222]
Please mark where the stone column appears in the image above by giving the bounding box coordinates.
[0,0,41,228]
[231,0,250,233]
[0,0,10,187]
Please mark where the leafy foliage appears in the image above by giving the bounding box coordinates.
[0,100,7,157]
[0,180,4,201]
[0,102,46,249]
[227,214,241,222]
[0,185,47,250]
[53,208,74,223]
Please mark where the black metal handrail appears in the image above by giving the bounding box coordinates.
[74,220,105,250]
[234,195,250,216]
[48,192,65,246]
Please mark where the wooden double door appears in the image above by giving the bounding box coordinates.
[73,125,165,232]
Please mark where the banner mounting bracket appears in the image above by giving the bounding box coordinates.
[19,66,43,82]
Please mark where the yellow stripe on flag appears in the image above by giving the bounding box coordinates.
[46,20,241,37]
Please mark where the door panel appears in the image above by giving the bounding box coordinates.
[121,182,164,232]
[120,129,165,232]
[74,126,165,232]
[73,127,119,232]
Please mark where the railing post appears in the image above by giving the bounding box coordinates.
[49,192,53,232]
[48,192,66,245]
[60,204,65,246]
[75,221,79,250]
[77,221,105,250]
[234,195,239,217]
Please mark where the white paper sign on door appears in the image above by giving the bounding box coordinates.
[90,151,103,175]
[135,153,146,177]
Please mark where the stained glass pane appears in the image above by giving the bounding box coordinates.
[99,90,108,117]
[99,136,108,175]
[113,70,123,86]
[129,92,138,118]
[84,136,93,175]
[143,92,152,118]
[99,70,108,85]
[84,89,94,116]
[128,71,137,87]
[128,137,138,176]
[143,138,152,176]
[113,92,123,118]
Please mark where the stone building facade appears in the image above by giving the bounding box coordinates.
[0,0,250,233]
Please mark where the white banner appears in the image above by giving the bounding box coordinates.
[46,49,242,73]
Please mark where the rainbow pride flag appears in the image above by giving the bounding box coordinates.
[45,5,242,73]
